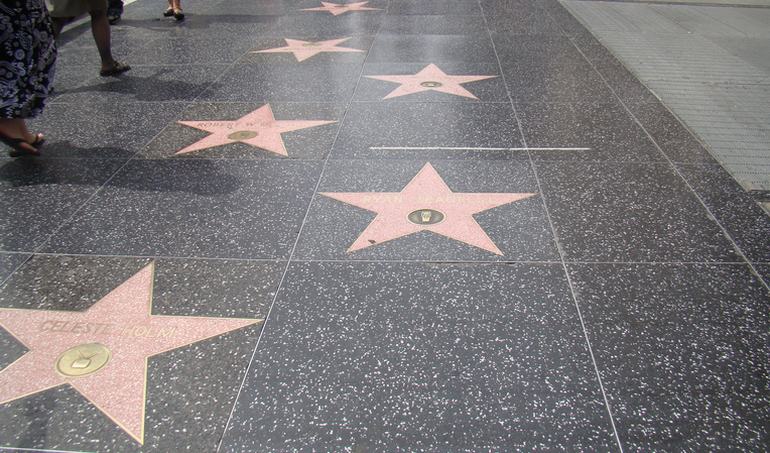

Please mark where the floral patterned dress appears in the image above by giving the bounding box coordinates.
[0,0,57,119]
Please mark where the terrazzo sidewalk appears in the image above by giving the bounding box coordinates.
[1,0,768,451]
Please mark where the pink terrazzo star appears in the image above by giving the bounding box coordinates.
[320,163,536,255]
[176,104,336,156]
[0,262,260,444]
[254,37,364,62]
[302,1,381,15]
[365,64,497,100]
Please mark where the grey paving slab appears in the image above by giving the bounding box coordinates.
[367,34,498,63]
[0,158,125,253]
[676,163,770,262]
[0,255,265,452]
[493,33,588,67]
[387,0,482,15]
[205,0,291,16]
[40,160,322,259]
[0,254,28,284]
[330,102,525,159]
[516,101,664,162]
[708,36,770,72]
[294,159,558,261]
[494,34,616,102]
[220,262,616,452]
[117,13,279,38]
[568,263,770,451]
[542,0,592,36]
[624,101,716,163]
[28,102,187,159]
[378,15,488,35]
[52,65,228,104]
[197,61,364,103]
[483,6,564,34]
[757,263,770,287]
[268,14,383,37]
[653,3,770,38]
[52,37,142,69]
[566,33,661,106]
[126,37,256,65]
[561,1,689,34]
[563,0,770,191]
[61,21,165,47]
[534,161,742,262]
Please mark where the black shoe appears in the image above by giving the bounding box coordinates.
[107,7,122,24]
[163,7,174,17]
[173,9,185,21]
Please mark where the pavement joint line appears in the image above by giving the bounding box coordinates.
[214,10,386,453]
[0,446,91,453]
[0,250,752,266]
[369,146,593,151]
[490,2,625,452]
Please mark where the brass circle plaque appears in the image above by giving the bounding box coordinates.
[56,343,112,377]
[420,81,443,88]
[408,209,445,225]
[228,130,258,141]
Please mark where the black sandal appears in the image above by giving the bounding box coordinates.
[163,7,174,17]
[107,7,122,24]
[173,9,185,21]
[1,132,42,157]
[100,61,131,77]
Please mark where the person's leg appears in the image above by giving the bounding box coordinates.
[90,9,116,70]
[90,8,130,75]
[171,0,184,20]
[0,119,40,154]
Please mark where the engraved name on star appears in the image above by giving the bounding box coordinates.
[0,262,261,444]
[302,1,381,15]
[320,163,536,255]
[176,104,336,156]
[365,64,497,100]
[254,37,364,62]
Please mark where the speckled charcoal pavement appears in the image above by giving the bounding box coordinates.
[1,0,769,452]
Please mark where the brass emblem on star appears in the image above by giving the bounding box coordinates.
[227,130,259,141]
[408,209,445,225]
[56,343,112,377]
[420,81,443,88]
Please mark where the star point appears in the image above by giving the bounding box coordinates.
[176,104,336,156]
[301,1,381,15]
[365,63,497,100]
[254,37,364,62]
[320,163,536,255]
[0,262,261,444]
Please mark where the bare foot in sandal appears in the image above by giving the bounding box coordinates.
[100,61,131,77]
[0,119,42,157]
